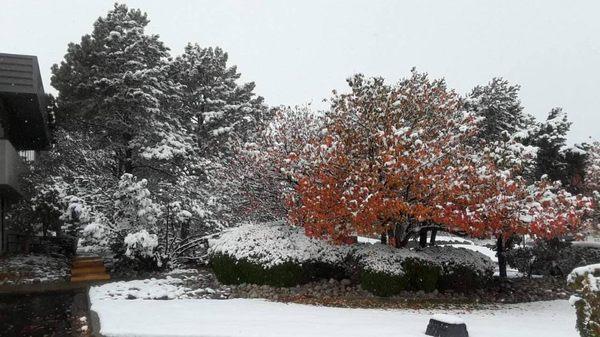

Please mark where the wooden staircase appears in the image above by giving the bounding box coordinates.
[70,256,110,283]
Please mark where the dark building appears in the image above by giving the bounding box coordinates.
[0,52,50,253]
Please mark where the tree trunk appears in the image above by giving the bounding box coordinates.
[419,228,428,248]
[394,222,404,248]
[122,133,134,174]
[380,232,387,244]
[430,228,437,246]
[497,235,507,278]
[387,228,394,246]
[181,221,190,240]
[165,208,170,254]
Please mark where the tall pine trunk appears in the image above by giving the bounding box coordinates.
[116,133,134,176]
[123,133,133,174]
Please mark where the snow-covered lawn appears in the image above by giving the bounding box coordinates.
[0,254,70,285]
[90,296,577,337]
[90,274,229,300]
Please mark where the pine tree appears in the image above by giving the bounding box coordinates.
[466,77,527,143]
[168,43,268,157]
[534,107,571,181]
[51,3,183,177]
[466,78,539,181]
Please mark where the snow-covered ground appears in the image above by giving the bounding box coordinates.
[90,296,577,337]
[90,271,230,300]
[0,254,70,285]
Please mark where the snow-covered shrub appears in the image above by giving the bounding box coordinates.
[113,174,161,231]
[568,264,600,337]
[351,244,493,296]
[78,217,112,250]
[208,222,349,286]
[123,230,162,268]
[210,254,307,287]
[352,244,441,296]
[208,222,493,292]
[423,246,494,291]
[124,230,159,259]
[507,241,600,277]
[209,221,349,267]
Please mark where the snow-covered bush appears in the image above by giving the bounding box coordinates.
[507,241,600,277]
[123,230,163,269]
[209,221,349,267]
[351,244,441,295]
[208,222,493,293]
[113,174,161,231]
[568,264,600,337]
[79,219,112,250]
[423,246,495,291]
[352,244,494,296]
[208,222,348,286]
[124,230,159,259]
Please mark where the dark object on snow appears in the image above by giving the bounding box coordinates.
[425,316,469,337]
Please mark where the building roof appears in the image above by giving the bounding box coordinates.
[0,53,50,150]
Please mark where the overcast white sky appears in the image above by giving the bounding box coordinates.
[1,0,598,144]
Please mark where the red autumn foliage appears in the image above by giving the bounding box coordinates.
[265,72,594,251]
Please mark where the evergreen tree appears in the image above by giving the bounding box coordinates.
[51,3,184,177]
[168,43,268,157]
[34,4,269,264]
[466,77,527,143]
[533,107,571,181]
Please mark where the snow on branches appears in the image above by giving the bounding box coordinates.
[273,71,593,247]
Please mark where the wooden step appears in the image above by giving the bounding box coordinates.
[71,266,107,276]
[73,257,103,263]
[73,257,103,262]
[70,255,110,283]
[72,259,104,268]
[71,273,111,282]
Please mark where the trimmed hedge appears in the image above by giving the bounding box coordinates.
[211,253,346,287]
[358,256,441,296]
[211,253,305,287]
[208,222,494,295]
[507,242,600,277]
[360,270,408,297]
[357,248,492,296]
[424,246,493,292]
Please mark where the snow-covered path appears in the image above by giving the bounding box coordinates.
[91,298,577,337]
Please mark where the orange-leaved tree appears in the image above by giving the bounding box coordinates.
[267,71,594,278]
[288,71,491,246]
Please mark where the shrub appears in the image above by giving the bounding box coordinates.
[208,222,493,294]
[507,241,600,277]
[360,270,408,297]
[208,222,348,287]
[568,264,600,337]
[110,230,166,271]
[354,244,492,296]
[351,244,440,295]
[211,253,305,287]
[423,246,494,292]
